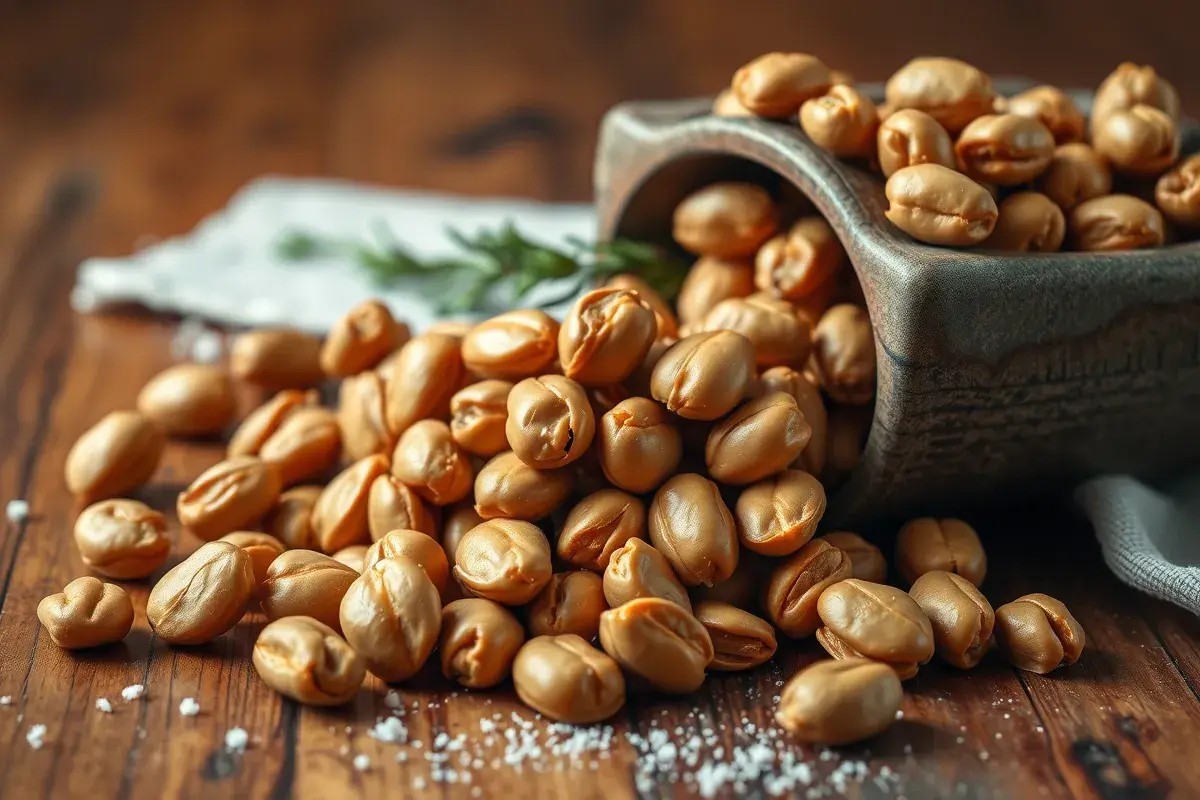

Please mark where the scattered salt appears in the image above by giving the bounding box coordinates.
[353,754,371,772]
[120,684,144,701]
[95,698,113,713]
[26,724,46,749]
[1,696,13,705]
[225,728,249,752]
[5,500,29,523]
[179,698,200,717]
[370,717,407,743]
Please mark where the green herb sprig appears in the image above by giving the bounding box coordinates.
[276,221,683,315]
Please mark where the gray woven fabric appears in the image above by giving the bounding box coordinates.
[1076,475,1200,615]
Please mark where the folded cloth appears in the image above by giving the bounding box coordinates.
[1076,475,1200,615]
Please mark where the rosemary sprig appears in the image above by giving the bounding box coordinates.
[276,221,682,316]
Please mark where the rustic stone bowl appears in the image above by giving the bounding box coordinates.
[594,84,1200,526]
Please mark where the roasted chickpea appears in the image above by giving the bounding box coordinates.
[885,164,998,246]
[311,454,390,553]
[558,288,657,386]
[706,393,811,485]
[38,577,134,649]
[607,274,679,339]
[505,375,595,469]
[603,537,692,612]
[701,294,813,368]
[1005,85,1085,144]
[320,299,405,377]
[137,363,237,437]
[65,411,165,502]
[363,529,450,596]
[474,451,574,521]
[339,556,442,682]
[994,593,1085,674]
[909,570,995,669]
[366,474,435,542]
[648,473,739,586]
[810,304,876,405]
[732,52,832,118]
[259,406,341,487]
[819,532,886,583]
[440,598,525,689]
[177,456,282,542]
[527,570,608,640]
[693,601,777,671]
[1035,143,1113,212]
[1091,62,1180,130]
[230,328,325,389]
[775,659,903,745]
[1093,105,1179,177]
[252,616,366,706]
[672,183,777,259]
[985,192,1066,252]
[1156,153,1200,227]
[73,499,171,580]
[391,420,473,506]
[596,398,682,493]
[884,57,995,135]
[1069,194,1165,251]
[763,539,852,638]
[513,635,625,723]
[336,371,394,460]
[454,519,553,606]
[383,332,465,436]
[598,597,714,693]
[461,310,559,379]
[677,256,756,325]
[876,109,956,178]
[755,366,828,476]
[815,579,935,680]
[449,380,513,457]
[229,390,312,458]
[558,489,647,573]
[650,331,755,420]
[954,114,1056,186]
[735,470,825,556]
[799,84,879,158]
[754,217,846,302]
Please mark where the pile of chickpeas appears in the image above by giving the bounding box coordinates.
[717,54,1199,250]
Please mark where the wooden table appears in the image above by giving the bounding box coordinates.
[3,2,1200,797]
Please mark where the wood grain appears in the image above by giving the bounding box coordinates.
[0,2,1198,798]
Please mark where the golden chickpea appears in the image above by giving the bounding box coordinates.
[732,52,832,118]
[337,371,395,460]
[1091,62,1180,130]
[1069,194,1165,251]
[391,420,473,506]
[1156,153,1200,227]
[876,109,956,179]
[598,597,714,693]
[754,366,827,476]
[311,454,390,553]
[230,328,325,389]
[775,659,903,745]
[505,375,595,469]
[449,380,513,457]
[816,579,934,680]
[454,519,553,606]
[252,616,366,706]
[259,406,342,487]
[672,183,778,258]
[228,390,312,458]
[147,542,255,645]
[320,298,405,377]
[528,570,608,640]
[701,294,813,368]
[706,393,811,485]
[1035,143,1113,211]
[763,539,852,638]
[712,88,753,118]
[650,331,755,420]
[603,537,692,612]
[810,304,876,405]
[677,256,755,325]
[440,598,525,689]
[65,411,165,502]
[177,456,282,542]
[473,451,574,521]
[37,577,134,649]
[994,593,1085,674]
[1093,105,1179,177]
[799,84,879,158]
[895,517,987,587]
[264,485,322,550]
[558,489,647,573]
[383,332,465,436]
[219,531,287,591]
[885,164,998,246]
[693,601,777,671]
[366,474,435,542]
[441,502,483,572]
[339,556,443,682]
[596,398,682,493]
[819,532,886,583]
[558,288,657,386]
[909,570,995,669]
[754,217,846,302]
[1005,85,1085,144]
[73,499,171,580]
[363,529,449,596]
[513,634,626,723]
[607,274,679,339]
[461,309,559,380]
[954,114,1056,186]
[260,550,359,632]
[735,470,825,556]
[137,363,237,436]
[648,473,739,586]
[884,57,995,135]
[984,192,1066,252]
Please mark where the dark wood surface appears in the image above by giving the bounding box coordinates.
[2,2,1199,798]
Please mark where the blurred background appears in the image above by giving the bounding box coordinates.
[2,0,1197,257]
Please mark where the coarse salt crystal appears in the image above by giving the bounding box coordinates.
[26,724,46,749]
[5,500,29,523]
[0,696,11,705]
[179,698,200,717]
[353,754,371,772]
[225,728,249,752]
[121,685,144,701]
[370,717,406,743]
[95,698,113,713]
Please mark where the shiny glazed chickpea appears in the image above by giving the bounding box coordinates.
[693,601,777,671]
[177,456,282,541]
[816,579,934,679]
[649,473,739,586]
[909,570,995,669]
[230,328,325,389]
[763,539,852,638]
[735,470,825,556]
[676,256,755,325]
[876,108,956,178]
[596,398,682,493]
[512,634,626,723]
[712,88,753,118]
[705,392,810,485]
[1005,85,1085,144]
[754,217,846,302]
[954,114,1055,186]
[607,274,679,339]
[339,556,442,682]
[1156,153,1200,227]
[442,502,483,570]
[367,474,434,542]
[136,363,236,436]
[461,309,559,379]
[228,390,311,458]
[732,52,831,118]
[337,371,394,460]
[258,406,341,487]
[819,532,886,583]
[383,332,465,436]
[260,550,359,631]
[599,597,714,693]
[449,380,513,457]
[1092,62,1180,129]
[895,517,987,587]
[775,658,903,745]
[1069,194,1165,251]
[1093,105,1179,177]
[454,519,552,605]
[363,529,449,595]
[755,366,828,476]
[994,593,1085,674]
[672,183,778,258]
[65,410,165,501]
[799,85,878,158]
[264,485,322,550]
[651,331,755,421]
[219,531,286,590]
[505,375,595,469]
[884,56,995,135]
[147,542,255,645]
[74,499,171,579]
[311,454,390,553]
[528,570,608,640]
[440,598,525,688]
[603,537,692,612]
[473,451,574,521]
[37,577,134,649]
[701,294,813,368]
[332,545,368,573]
[320,298,404,377]
[391,420,473,506]
[985,192,1066,252]
[1035,143,1113,212]
[558,489,647,572]
[253,616,366,706]
[885,164,998,246]
[810,304,876,405]
[558,288,657,386]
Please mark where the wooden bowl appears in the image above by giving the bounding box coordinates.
[594,85,1200,526]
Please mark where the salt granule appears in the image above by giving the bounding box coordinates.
[120,684,144,701]
[353,754,371,772]
[225,728,249,752]
[26,724,46,750]
[95,698,113,713]
[5,500,29,523]
[179,698,200,717]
